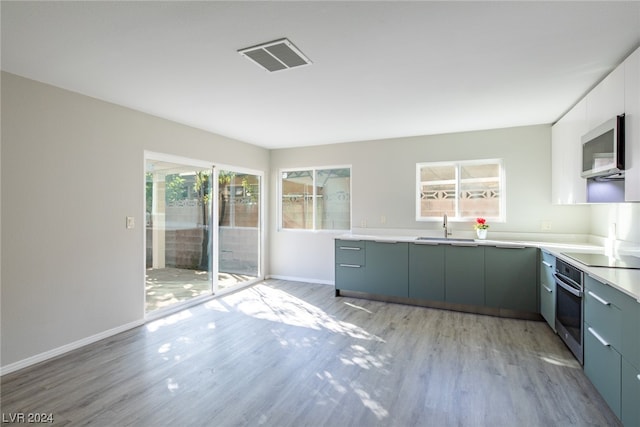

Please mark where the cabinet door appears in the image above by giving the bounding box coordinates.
[625,47,640,202]
[551,98,587,204]
[621,295,640,372]
[585,325,622,418]
[335,264,366,292]
[485,246,537,312]
[445,245,484,306]
[409,243,445,301]
[622,358,640,427]
[539,251,556,330]
[586,62,625,130]
[363,241,408,298]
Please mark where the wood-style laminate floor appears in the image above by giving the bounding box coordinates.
[1,280,621,427]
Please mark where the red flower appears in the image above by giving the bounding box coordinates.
[474,218,489,230]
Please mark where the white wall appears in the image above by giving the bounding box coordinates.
[269,125,592,283]
[589,204,640,247]
[1,72,270,368]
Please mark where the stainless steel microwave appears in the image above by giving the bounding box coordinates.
[581,114,625,179]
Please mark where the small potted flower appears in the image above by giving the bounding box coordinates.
[474,218,489,239]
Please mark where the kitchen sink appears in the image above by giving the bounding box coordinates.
[415,237,476,243]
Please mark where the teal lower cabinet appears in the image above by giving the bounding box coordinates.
[445,245,485,306]
[621,296,640,427]
[584,325,622,418]
[485,246,537,313]
[363,241,409,298]
[583,274,635,422]
[622,358,640,427]
[585,279,623,350]
[409,243,445,301]
[335,240,366,294]
[621,296,640,377]
[539,251,556,330]
[335,263,366,293]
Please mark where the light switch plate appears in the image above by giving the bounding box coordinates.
[126,216,135,229]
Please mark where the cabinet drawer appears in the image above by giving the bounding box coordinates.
[540,280,556,332]
[335,240,365,265]
[540,251,555,286]
[585,326,622,417]
[541,250,556,268]
[585,287,622,351]
[622,358,640,427]
[585,274,627,307]
[335,264,366,292]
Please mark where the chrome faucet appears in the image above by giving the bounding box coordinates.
[443,213,451,238]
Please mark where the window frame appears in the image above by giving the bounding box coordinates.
[278,165,352,232]
[415,159,505,223]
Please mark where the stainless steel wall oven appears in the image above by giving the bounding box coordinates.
[554,258,584,364]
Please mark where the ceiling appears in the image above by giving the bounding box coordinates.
[2,1,640,149]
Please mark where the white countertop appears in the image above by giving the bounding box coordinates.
[336,233,640,303]
[548,250,640,304]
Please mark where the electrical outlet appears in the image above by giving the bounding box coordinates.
[126,216,135,229]
[360,219,367,228]
[541,220,551,231]
[380,215,387,225]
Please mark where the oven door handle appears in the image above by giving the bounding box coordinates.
[554,273,583,297]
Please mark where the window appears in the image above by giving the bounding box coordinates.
[416,159,504,221]
[280,167,351,231]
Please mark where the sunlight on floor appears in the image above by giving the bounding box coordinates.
[146,309,193,332]
[143,280,394,421]
[145,267,256,313]
[221,284,385,342]
[539,353,580,368]
[353,385,389,419]
[340,344,388,371]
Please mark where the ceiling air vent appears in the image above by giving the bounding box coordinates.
[238,38,312,72]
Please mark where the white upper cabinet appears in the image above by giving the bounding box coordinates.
[552,98,587,204]
[552,47,640,204]
[586,61,626,130]
[625,47,640,202]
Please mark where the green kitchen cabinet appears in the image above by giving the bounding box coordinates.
[622,358,640,427]
[335,240,366,294]
[363,241,409,298]
[585,277,623,351]
[539,250,557,330]
[409,243,445,301]
[583,273,640,425]
[485,246,538,313]
[445,245,485,306]
[585,323,622,418]
[621,294,640,373]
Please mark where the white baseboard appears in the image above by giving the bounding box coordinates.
[0,319,144,376]
[266,274,334,286]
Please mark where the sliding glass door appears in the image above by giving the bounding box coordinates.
[217,168,261,291]
[145,156,213,313]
